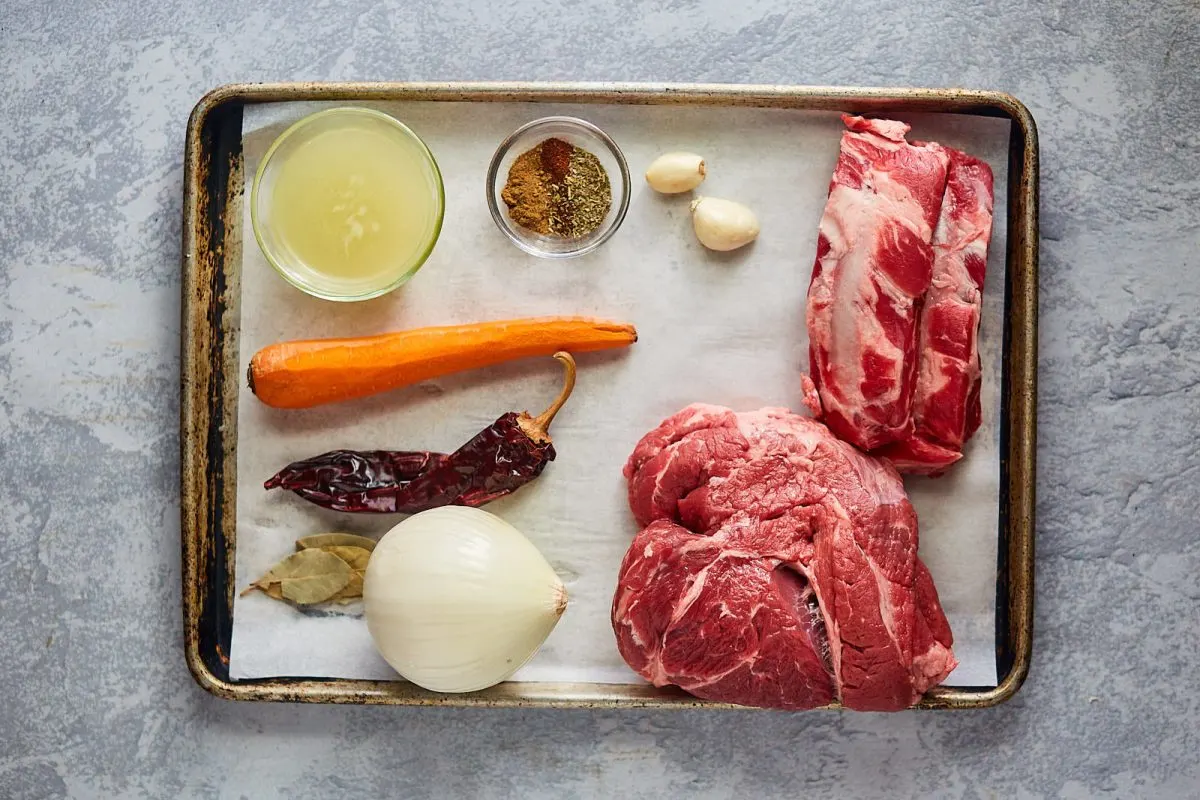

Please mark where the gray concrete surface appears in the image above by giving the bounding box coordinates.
[1,0,1198,797]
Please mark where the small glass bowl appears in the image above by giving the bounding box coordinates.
[486,116,630,258]
[251,107,445,302]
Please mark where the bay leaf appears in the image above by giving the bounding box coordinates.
[322,545,372,602]
[296,533,377,553]
[323,545,372,571]
[330,570,366,603]
[244,548,353,605]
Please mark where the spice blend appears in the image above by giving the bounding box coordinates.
[501,137,612,238]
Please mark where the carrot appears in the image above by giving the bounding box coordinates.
[247,316,637,409]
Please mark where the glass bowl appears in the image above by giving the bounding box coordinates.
[486,116,630,258]
[251,107,445,301]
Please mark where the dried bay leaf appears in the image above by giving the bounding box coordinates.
[323,545,372,571]
[241,548,352,605]
[296,533,378,553]
[330,570,366,603]
[323,545,372,602]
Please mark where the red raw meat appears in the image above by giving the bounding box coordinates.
[613,404,957,711]
[806,114,949,452]
[806,115,994,474]
[877,149,995,474]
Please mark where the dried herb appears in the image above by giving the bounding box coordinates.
[325,545,372,602]
[501,137,612,238]
[266,353,576,514]
[295,533,378,553]
[241,548,352,605]
[323,545,372,571]
[560,148,611,238]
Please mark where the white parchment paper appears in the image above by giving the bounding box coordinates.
[229,101,1008,688]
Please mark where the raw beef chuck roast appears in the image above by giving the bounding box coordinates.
[612,404,957,711]
[806,115,994,475]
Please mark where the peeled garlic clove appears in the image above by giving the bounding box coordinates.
[645,152,706,194]
[363,506,567,694]
[690,196,760,252]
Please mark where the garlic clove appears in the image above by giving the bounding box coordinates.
[690,196,760,252]
[363,506,567,694]
[645,152,706,194]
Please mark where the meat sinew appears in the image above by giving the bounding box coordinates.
[806,114,994,474]
[612,404,957,711]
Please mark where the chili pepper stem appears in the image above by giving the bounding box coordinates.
[520,352,577,443]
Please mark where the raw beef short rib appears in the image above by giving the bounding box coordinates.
[806,115,994,474]
[877,149,996,473]
[612,404,957,711]
[806,115,949,452]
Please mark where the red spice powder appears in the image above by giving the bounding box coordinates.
[539,137,573,182]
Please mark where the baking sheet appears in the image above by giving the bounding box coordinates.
[228,100,1008,688]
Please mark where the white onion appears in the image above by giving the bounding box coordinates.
[363,506,567,693]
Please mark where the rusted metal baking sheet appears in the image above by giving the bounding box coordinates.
[181,82,1038,708]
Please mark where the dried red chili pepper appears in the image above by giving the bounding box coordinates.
[265,352,577,513]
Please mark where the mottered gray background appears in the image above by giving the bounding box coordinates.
[1,0,1197,797]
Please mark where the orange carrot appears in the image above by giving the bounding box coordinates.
[247,316,637,409]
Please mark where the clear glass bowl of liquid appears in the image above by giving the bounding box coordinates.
[251,107,445,301]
